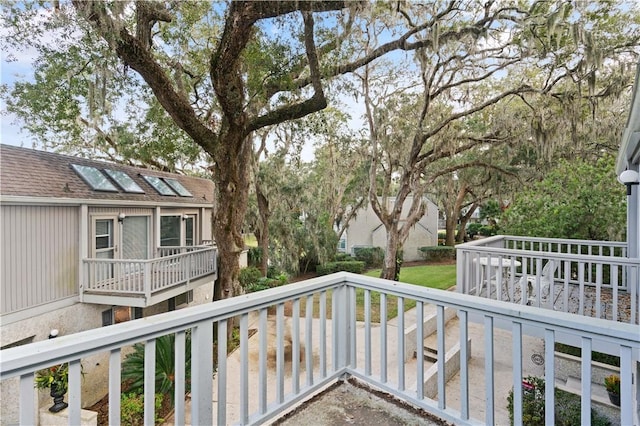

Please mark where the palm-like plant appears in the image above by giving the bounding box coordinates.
[122,332,192,402]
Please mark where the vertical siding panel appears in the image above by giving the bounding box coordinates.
[24,207,30,307]
[1,205,79,315]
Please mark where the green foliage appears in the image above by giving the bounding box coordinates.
[604,375,620,395]
[507,376,546,425]
[239,266,287,293]
[247,247,262,268]
[418,246,456,261]
[120,392,164,426]
[34,363,69,392]
[353,247,384,268]
[334,253,354,262]
[502,156,625,240]
[316,261,365,275]
[239,267,262,289]
[466,223,483,238]
[479,200,502,224]
[121,333,192,403]
[478,225,498,236]
[507,376,611,426]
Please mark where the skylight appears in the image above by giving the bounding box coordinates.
[142,175,176,196]
[104,169,145,193]
[163,177,193,197]
[71,164,118,192]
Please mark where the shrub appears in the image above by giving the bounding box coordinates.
[247,247,262,268]
[121,333,192,402]
[353,247,384,268]
[466,223,483,238]
[120,392,164,426]
[316,261,365,275]
[239,267,262,290]
[418,246,455,262]
[507,376,611,426]
[478,225,497,236]
[334,252,353,262]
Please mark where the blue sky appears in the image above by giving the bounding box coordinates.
[1,42,37,147]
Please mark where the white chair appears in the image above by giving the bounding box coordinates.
[519,260,558,305]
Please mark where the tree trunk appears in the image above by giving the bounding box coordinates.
[445,213,457,246]
[256,189,270,276]
[456,216,469,243]
[380,227,401,281]
[212,132,251,302]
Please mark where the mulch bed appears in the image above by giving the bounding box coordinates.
[87,389,173,426]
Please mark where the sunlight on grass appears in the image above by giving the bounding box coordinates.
[298,264,456,323]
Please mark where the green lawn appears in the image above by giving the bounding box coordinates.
[364,264,456,290]
[301,263,456,323]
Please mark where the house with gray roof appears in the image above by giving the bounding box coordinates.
[0,144,218,408]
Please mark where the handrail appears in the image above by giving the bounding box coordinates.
[81,246,217,296]
[456,235,639,324]
[1,272,637,426]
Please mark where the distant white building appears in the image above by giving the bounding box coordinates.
[339,196,438,262]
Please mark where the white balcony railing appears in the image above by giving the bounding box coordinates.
[457,235,640,324]
[82,246,217,299]
[1,273,638,425]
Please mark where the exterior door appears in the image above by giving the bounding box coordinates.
[93,218,117,281]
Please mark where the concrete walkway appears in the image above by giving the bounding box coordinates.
[167,303,546,425]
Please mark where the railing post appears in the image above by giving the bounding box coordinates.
[144,261,152,302]
[456,248,465,294]
[332,284,350,371]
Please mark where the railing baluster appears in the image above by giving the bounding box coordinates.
[416,301,424,400]
[484,316,494,425]
[174,330,186,425]
[68,359,82,425]
[544,329,555,425]
[512,322,522,426]
[276,304,285,405]
[364,289,371,376]
[305,294,313,386]
[241,312,250,424]
[216,320,227,426]
[380,292,387,384]
[19,373,35,425]
[563,261,570,313]
[320,291,327,378]
[349,286,357,368]
[620,345,633,426]
[437,305,445,409]
[144,338,156,426]
[192,320,213,426]
[459,310,469,420]
[580,337,592,424]
[612,267,619,321]
[109,349,122,426]
[595,263,602,318]
[292,298,300,394]
[578,263,585,315]
[397,296,405,391]
[259,308,268,414]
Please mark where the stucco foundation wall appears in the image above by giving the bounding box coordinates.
[1,301,110,426]
[1,285,215,425]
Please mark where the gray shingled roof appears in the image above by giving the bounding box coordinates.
[0,144,214,205]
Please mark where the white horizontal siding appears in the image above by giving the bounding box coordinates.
[1,205,79,315]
